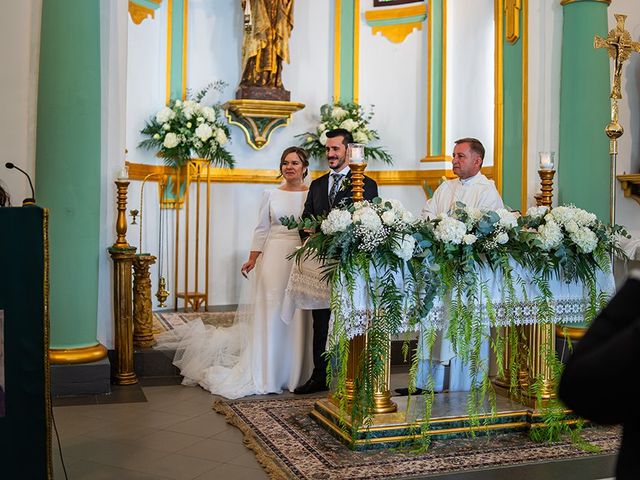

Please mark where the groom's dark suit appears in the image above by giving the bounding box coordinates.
[300,170,378,385]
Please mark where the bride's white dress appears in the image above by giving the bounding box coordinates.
[157,189,313,398]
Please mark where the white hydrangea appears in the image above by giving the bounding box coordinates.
[339,118,359,132]
[155,107,175,124]
[352,206,383,233]
[163,132,179,149]
[182,100,200,119]
[496,209,519,229]
[434,216,467,244]
[495,232,509,244]
[321,209,352,235]
[564,220,579,234]
[393,234,416,261]
[570,227,598,253]
[215,128,227,145]
[538,220,563,250]
[353,129,369,144]
[526,206,549,218]
[463,234,477,245]
[573,208,597,227]
[331,106,348,120]
[201,106,216,123]
[195,123,213,141]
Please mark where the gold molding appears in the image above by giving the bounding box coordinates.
[365,4,428,44]
[556,325,586,340]
[560,0,610,5]
[129,3,154,24]
[425,0,446,161]
[223,99,305,150]
[494,0,504,194]
[354,0,360,103]
[125,161,494,190]
[333,0,341,100]
[617,173,640,205]
[521,0,528,213]
[505,0,521,44]
[49,344,108,365]
[165,0,173,104]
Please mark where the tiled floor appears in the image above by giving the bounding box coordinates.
[52,381,618,480]
[52,385,267,480]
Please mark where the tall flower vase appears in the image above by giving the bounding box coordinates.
[173,159,212,312]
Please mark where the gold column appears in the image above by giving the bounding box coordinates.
[133,254,157,348]
[108,180,138,385]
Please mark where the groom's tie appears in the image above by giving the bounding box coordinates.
[328,173,342,208]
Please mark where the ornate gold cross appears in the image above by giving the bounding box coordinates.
[594,14,640,100]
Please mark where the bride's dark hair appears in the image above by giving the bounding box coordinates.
[278,146,310,178]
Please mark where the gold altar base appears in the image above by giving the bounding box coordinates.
[311,391,576,450]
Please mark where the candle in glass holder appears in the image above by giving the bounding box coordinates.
[539,152,555,170]
[348,143,365,164]
[118,165,129,181]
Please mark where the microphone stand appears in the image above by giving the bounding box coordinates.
[5,162,36,205]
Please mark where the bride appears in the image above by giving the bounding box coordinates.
[159,146,313,398]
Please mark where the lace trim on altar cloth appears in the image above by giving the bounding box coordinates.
[335,297,597,338]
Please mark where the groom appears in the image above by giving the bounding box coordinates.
[294,128,378,395]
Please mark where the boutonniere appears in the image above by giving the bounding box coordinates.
[339,176,352,192]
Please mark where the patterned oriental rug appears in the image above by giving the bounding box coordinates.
[213,396,621,480]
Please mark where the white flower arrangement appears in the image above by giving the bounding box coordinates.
[139,82,234,168]
[297,102,392,164]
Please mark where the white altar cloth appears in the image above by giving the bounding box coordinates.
[282,256,615,339]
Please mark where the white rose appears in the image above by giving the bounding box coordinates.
[331,106,347,120]
[381,210,397,226]
[317,122,327,133]
[196,116,205,123]
[163,123,171,131]
[215,128,228,145]
[353,129,369,144]
[195,123,213,141]
[463,234,477,245]
[402,211,414,223]
[155,106,174,124]
[186,122,192,129]
[319,131,328,146]
[496,209,518,229]
[339,119,358,132]
[163,132,179,149]
[174,99,182,107]
[495,232,509,244]
[153,133,161,140]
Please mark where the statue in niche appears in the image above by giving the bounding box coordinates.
[237,0,294,101]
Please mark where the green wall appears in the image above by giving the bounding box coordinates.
[558,2,610,221]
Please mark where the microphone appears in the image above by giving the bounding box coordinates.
[5,162,36,206]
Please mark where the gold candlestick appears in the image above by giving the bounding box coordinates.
[109,179,137,385]
[538,169,556,208]
[338,147,396,415]
[114,180,131,248]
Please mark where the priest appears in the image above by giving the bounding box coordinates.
[399,137,504,395]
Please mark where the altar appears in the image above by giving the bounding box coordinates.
[283,224,617,449]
